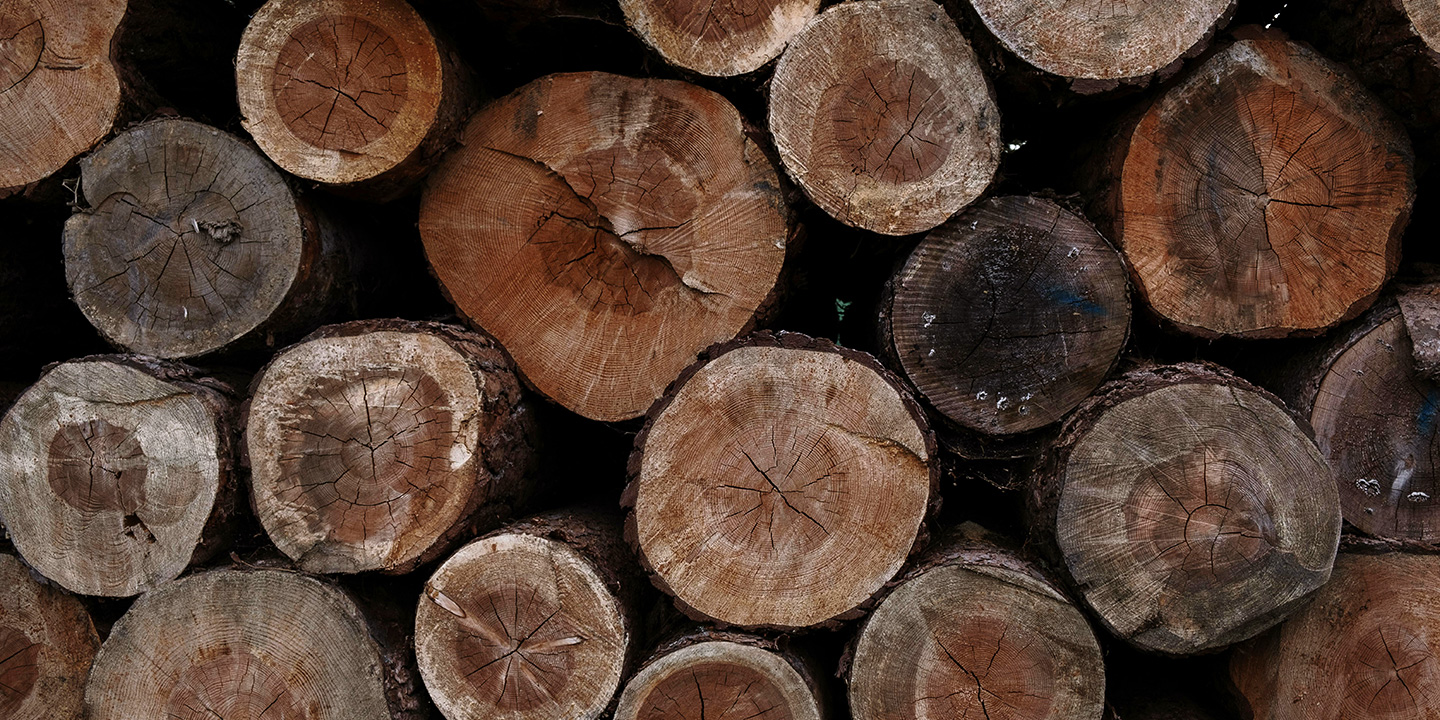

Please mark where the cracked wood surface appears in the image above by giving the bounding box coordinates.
[614,633,822,720]
[0,356,236,597]
[619,0,819,77]
[625,332,935,629]
[0,0,126,195]
[419,71,787,422]
[1032,363,1340,655]
[768,0,1000,235]
[0,554,98,720]
[246,319,538,575]
[1231,552,1440,719]
[1111,29,1414,339]
[880,195,1130,437]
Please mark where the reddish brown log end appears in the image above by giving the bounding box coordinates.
[0,554,98,720]
[619,0,819,76]
[614,641,822,720]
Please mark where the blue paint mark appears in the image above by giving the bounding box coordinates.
[1419,390,1440,437]
[1046,287,1107,316]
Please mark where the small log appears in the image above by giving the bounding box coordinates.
[624,332,936,630]
[63,117,353,359]
[84,567,417,719]
[0,554,99,720]
[768,0,1001,235]
[614,630,824,720]
[419,71,788,422]
[879,195,1130,438]
[847,524,1105,720]
[1031,363,1341,655]
[415,509,641,720]
[246,319,539,575]
[1229,552,1440,720]
[966,0,1235,87]
[618,0,819,77]
[0,356,237,597]
[236,0,474,199]
[1094,29,1414,339]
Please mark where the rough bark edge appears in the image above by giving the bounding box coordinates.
[620,330,941,631]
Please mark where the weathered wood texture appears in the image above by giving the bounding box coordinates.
[0,554,99,720]
[769,0,1001,235]
[245,319,539,575]
[1031,362,1340,655]
[419,71,788,422]
[624,332,936,630]
[1093,29,1414,339]
[63,118,353,359]
[415,509,641,720]
[0,356,237,597]
[619,0,819,77]
[614,630,825,720]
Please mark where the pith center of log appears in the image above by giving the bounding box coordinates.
[444,585,582,711]
[923,617,1056,720]
[272,15,409,152]
[827,59,955,186]
[165,652,300,720]
[712,428,841,554]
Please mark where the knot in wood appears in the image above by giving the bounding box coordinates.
[273,15,409,152]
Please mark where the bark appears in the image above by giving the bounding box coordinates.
[63,117,354,360]
[415,508,642,720]
[1030,362,1341,655]
[244,319,540,575]
[0,553,99,720]
[623,331,938,630]
[236,0,477,200]
[418,71,789,422]
[0,355,238,597]
[768,0,1001,235]
[618,0,819,77]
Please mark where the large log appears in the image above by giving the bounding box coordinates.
[84,567,421,719]
[1229,551,1440,720]
[419,71,788,422]
[624,332,936,630]
[879,195,1130,441]
[768,0,1001,236]
[63,117,353,359]
[236,0,475,199]
[245,319,539,575]
[415,509,640,720]
[0,356,237,597]
[1031,363,1341,655]
[0,554,99,720]
[847,524,1105,720]
[613,630,825,720]
[618,0,819,77]
[1092,29,1415,339]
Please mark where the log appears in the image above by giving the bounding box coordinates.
[1031,362,1341,655]
[966,0,1235,87]
[613,630,824,720]
[0,0,128,197]
[1095,29,1415,339]
[84,567,418,719]
[879,195,1130,439]
[1229,551,1440,720]
[846,524,1105,720]
[0,356,237,597]
[418,71,788,422]
[415,508,641,720]
[63,117,353,359]
[624,332,936,629]
[245,319,539,575]
[0,553,99,720]
[235,0,475,199]
[618,0,819,77]
[768,0,1001,236]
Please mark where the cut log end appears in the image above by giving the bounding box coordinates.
[236,0,446,188]
[0,554,99,720]
[629,335,933,629]
[85,569,393,720]
[248,322,535,575]
[0,0,125,194]
[0,358,231,597]
[63,118,307,359]
[884,196,1129,435]
[1118,32,1413,338]
[768,0,1000,235]
[1044,365,1340,655]
[416,531,631,720]
[1404,0,1440,52]
[618,0,819,76]
[615,641,822,720]
[419,71,787,422]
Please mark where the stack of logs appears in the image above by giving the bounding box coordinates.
[1,0,1438,718]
